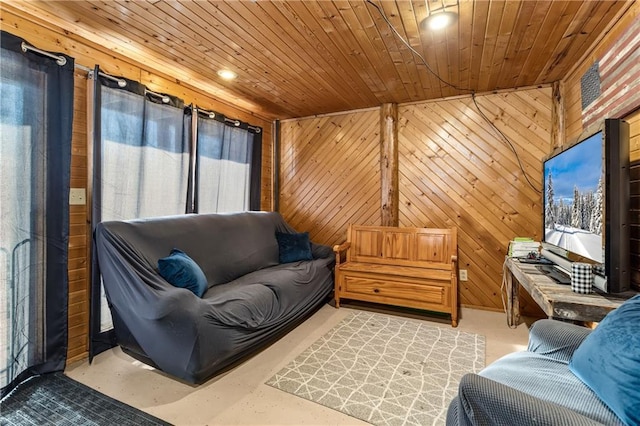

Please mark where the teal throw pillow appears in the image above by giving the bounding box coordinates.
[276,232,313,264]
[569,294,640,425]
[158,248,207,297]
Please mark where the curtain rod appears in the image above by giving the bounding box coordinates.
[145,89,170,104]
[76,64,127,88]
[195,106,261,133]
[21,42,66,66]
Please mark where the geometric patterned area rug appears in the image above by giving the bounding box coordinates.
[0,372,170,426]
[266,310,485,426]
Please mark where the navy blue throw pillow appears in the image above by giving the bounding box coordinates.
[158,248,208,297]
[276,232,313,264]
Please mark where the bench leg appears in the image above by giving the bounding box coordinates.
[334,272,341,308]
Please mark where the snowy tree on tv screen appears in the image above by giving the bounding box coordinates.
[543,133,604,263]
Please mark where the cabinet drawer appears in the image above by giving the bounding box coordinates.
[343,275,448,306]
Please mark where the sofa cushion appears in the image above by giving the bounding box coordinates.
[203,283,279,329]
[569,294,640,426]
[158,248,207,297]
[276,231,313,263]
[481,352,621,425]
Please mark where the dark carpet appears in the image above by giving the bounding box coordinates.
[0,373,171,425]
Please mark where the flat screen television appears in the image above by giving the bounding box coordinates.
[542,118,630,293]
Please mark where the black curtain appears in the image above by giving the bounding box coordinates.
[88,66,116,358]
[0,31,74,397]
[250,130,263,211]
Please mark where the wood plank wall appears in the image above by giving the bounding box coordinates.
[279,108,382,245]
[280,88,551,312]
[67,72,89,363]
[2,7,274,364]
[398,89,551,310]
[562,2,639,292]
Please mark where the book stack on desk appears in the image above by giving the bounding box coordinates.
[508,237,540,258]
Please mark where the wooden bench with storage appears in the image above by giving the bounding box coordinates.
[333,225,459,326]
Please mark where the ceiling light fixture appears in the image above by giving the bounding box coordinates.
[217,69,237,80]
[420,0,458,31]
[422,10,457,31]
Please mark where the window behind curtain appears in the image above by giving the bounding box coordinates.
[0,31,73,397]
[195,114,262,213]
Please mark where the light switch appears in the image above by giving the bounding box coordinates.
[69,188,86,205]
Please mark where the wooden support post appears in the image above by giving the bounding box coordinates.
[551,80,565,150]
[273,119,280,212]
[506,266,520,327]
[380,103,398,226]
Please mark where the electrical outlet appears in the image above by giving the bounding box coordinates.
[69,188,86,205]
[459,269,468,281]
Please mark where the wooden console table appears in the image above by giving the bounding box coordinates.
[504,258,632,326]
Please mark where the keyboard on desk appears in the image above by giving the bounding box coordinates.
[535,265,571,285]
[517,256,554,265]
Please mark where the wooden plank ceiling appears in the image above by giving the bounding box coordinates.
[5,0,630,119]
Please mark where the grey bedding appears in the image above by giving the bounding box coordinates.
[95,212,334,383]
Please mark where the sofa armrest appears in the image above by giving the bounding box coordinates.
[447,374,604,426]
[310,242,333,260]
[528,319,592,363]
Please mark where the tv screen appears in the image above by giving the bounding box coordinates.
[543,132,604,264]
[542,118,630,293]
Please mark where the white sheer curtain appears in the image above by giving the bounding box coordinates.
[196,116,253,213]
[0,77,41,391]
[100,87,189,221]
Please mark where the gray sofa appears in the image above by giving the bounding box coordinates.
[446,319,623,425]
[95,212,334,384]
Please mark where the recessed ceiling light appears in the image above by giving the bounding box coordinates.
[217,69,237,80]
[422,11,457,31]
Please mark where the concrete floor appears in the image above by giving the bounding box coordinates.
[65,304,531,425]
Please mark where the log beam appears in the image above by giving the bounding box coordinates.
[551,81,565,149]
[380,103,399,226]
